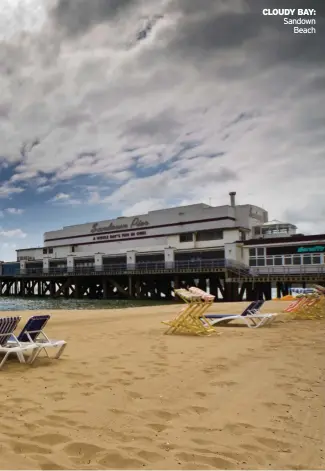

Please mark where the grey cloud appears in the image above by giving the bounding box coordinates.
[0,0,324,233]
[126,111,180,141]
[52,0,136,36]
[170,11,262,55]
[167,0,324,69]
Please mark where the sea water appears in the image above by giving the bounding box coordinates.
[0,297,170,311]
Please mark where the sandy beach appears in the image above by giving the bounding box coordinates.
[1,301,324,470]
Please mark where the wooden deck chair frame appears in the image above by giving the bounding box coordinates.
[163,290,217,336]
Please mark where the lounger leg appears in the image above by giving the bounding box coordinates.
[16,352,26,363]
[54,343,67,359]
[0,352,10,370]
[43,347,50,358]
[28,347,42,365]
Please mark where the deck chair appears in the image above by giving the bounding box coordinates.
[0,316,40,370]
[205,300,276,328]
[205,300,262,320]
[163,289,217,336]
[9,315,67,363]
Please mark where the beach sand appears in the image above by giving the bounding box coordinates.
[1,301,324,470]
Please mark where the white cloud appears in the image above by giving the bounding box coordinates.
[0,182,25,198]
[5,207,24,215]
[121,198,167,216]
[50,192,70,201]
[49,192,81,205]
[36,185,53,193]
[0,228,27,238]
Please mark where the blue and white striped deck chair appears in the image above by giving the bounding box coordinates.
[9,315,67,363]
[0,316,40,370]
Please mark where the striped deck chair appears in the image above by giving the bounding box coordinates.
[284,297,306,313]
[0,316,40,370]
[9,315,67,363]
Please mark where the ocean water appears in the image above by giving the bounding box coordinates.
[0,288,299,312]
[0,297,171,312]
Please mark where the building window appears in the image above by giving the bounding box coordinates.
[293,255,301,265]
[239,230,246,241]
[274,256,282,265]
[284,256,292,265]
[312,255,321,264]
[196,229,223,242]
[249,258,257,266]
[257,258,265,266]
[48,248,53,254]
[71,246,75,253]
[249,248,256,257]
[302,255,311,265]
[179,233,193,243]
[43,248,47,254]
[257,247,265,256]
[266,258,273,266]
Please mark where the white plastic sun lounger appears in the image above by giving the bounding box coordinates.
[0,316,40,370]
[205,300,278,328]
[9,315,67,363]
[206,312,277,328]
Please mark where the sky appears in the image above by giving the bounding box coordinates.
[0,0,324,261]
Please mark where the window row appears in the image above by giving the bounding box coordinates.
[179,230,223,243]
[249,254,323,266]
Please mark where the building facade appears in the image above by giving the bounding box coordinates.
[9,192,325,275]
[246,234,325,270]
[14,193,269,272]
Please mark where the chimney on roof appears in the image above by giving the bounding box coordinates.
[229,191,236,207]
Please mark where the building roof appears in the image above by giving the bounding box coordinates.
[258,219,297,228]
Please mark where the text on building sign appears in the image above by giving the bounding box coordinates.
[90,217,149,233]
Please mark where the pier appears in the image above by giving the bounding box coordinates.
[1,260,324,301]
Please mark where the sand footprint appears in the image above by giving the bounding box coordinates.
[27,455,66,470]
[126,391,142,399]
[31,433,69,447]
[224,422,256,434]
[187,405,209,415]
[210,380,237,388]
[175,451,236,469]
[98,451,146,469]
[195,391,207,398]
[63,441,106,464]
[191,438,216,446]
[146,423,169,433]
[137,449,165,463]
[255,436,292,452]
[7,440,52,455]
[148,410,174,421]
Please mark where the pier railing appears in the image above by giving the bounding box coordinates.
[12,258,228,276]
[3,260,324,277]
[249,265,325,276]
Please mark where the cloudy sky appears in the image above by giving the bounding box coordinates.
[0,0,324,261]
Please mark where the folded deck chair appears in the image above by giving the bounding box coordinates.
[9,315,67,363]
[204,300,277,328]
[0,316,40,370]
